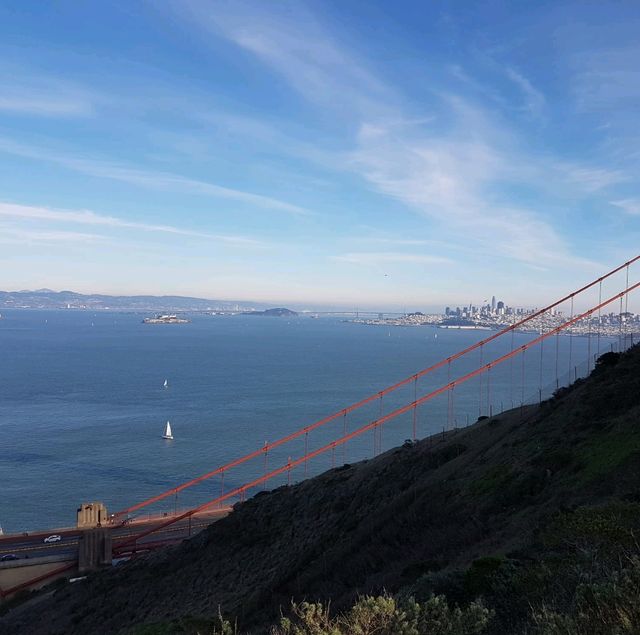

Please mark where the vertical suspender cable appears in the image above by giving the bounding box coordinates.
[597,280,602,357]
[624,264,630,348]
[486,366,492,417]
[619,296,624,352]
[447,360,452,429]
[263,441,268,491]
[539,320,545,403]
[587,305,592,373]
[451,384,456,429]
[378,393,383,455]
[510,323,515,408]
[478,345,484,416]
[521,347,526,408]
[412,375,417,441]
[342,411,347,465]
[555,329,560,390]
[568,295,574,376]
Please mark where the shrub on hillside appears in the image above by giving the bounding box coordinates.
[532,557,640,634]
[270,594,491,635]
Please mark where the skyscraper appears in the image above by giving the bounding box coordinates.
[491,295,496,312]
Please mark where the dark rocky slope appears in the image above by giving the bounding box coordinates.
[2,347,639,635]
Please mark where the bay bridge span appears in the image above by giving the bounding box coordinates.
[1,255,639,600]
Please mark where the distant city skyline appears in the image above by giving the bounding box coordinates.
[0,284,636,316]
[0,1,639,309]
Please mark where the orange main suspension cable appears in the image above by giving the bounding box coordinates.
[114,281,639,549]
[114,256,639,518]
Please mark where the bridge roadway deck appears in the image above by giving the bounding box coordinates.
[0,507,231,561]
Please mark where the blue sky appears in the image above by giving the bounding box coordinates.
[0,1,638,310]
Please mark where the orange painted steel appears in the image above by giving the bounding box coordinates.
[114,255,639,519]
[114,281,639,552]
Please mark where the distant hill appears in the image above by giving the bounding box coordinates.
[0,289,264,312]
[4,346,640,634]
[242,307,298,317]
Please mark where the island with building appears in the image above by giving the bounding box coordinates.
[142,314,190,324]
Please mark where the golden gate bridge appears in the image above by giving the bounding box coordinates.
[1,255,638,599]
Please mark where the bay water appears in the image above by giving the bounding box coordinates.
[0,310,603,532]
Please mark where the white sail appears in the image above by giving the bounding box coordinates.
[163,379,168,388]
[162,420,173,439]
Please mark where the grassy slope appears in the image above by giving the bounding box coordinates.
[2,347,639,635]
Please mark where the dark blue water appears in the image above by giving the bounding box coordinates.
[0,310,605,532]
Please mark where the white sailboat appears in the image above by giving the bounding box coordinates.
[163,378,168,389]
[162,420,174,440]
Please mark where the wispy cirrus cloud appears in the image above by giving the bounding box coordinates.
[176,0,395,119]
[0,67,96,117]
[611,198,640,216]
[557,163,629,192]
[0,224,103,245]
[353,128,610,272]
[0,137,309,216]
[0,201,264,246]
[178,1,615,273]
[505,68,546,119]
[0,95,92,117]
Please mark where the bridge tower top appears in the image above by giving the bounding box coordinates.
[77,502,108,528]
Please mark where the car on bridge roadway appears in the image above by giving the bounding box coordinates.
[43,534,62,543]
[1,554,19,561]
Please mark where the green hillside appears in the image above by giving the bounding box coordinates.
[2,347,640,635]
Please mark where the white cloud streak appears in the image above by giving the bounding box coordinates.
[0,201,264,247]
[0,138,309,216]
[0,67,96,117]
[558,163,628,192]
[0,224,103,245]
[505,68,546,119]
[611,199,640,216]
[0,96,92,117]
